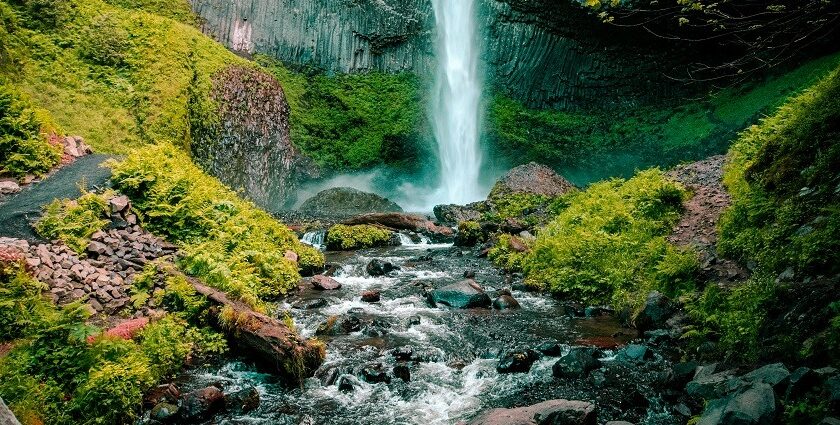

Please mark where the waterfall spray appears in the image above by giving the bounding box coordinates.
[430,0,483,205]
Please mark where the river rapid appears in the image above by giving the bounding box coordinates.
[164,232,682,425]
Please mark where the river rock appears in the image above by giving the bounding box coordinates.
[179,386,224,422]
[427,279,491,309]
[697,382,776,425]
[393,364,411,382]
[0,180,21,195]
[669,361,699,389]
[537,342,564,357]
[150,402,178,423]
[299,187,403,216]
[633,291,675,332]
[360,363,390,384]
[488,162,575,199]
[292,298,328,309]
[467,399,596,425]
[615,344,653,365]
[361,290,381,302]
[366,259,396,276]
[497,349,539,374]
[311,274,342,290]
[492,294,521,310]
[553,347,602,379]
[686,371,745,400]
[785,366,819,399]
[337,376,354,393]
[224,386,260,413]
[741,363,790,394]
[433,203,482,225]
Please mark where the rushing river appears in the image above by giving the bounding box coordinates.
[163,233,682,425]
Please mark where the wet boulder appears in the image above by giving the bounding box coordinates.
[299,187,403,216]
[497,349,540,374]
[391,345,414,361]
[686,371,745,400]
[427,279,491,309]
[741,363,790,394]
[669,361,699,389]
[553,347,602,379]
[337,376,355,393]
[150,402,179,423]
[179,386,225,422]
[360,363,391,384]
[292,298,328,310]
[492,294,521,310]
[361,290,381,302]
[468,399,596,425]
[615,344,653,365]
[343,212,454,241]
[697,382,776,425]
[393,364,411,382]
[633,291,675,332]
[366,259,397,276]
[536,342,564,357]
[224,386,260,413]
[785,367,819,399]
[433,203,482,226]
[311,274,342,290]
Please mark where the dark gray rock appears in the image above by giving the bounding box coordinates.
[633,291,675,332]
[697,382,776,425]
[786,367,820,399]
[299,187,402,216]
[360,363,390,384]
[292,298,328,309]
[427,279,491,309]
[224,386,260,413]
[179,386,224,422]
[366,259,397,276]
[670,361,699,389]
[686,371,745,400]
[536,342,564,357]
[393,364,410,382]
[492,294,521,310]
[741,363,790,394]
[433,203,482,226]
[496,349,539,374]
[467,398,596,425]
[553,347,601,379]
[616,344,652,365]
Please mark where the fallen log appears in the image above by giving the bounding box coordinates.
[342,212,454,240]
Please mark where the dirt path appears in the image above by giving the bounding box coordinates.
[0,154,114,241]
[666,155,749,285]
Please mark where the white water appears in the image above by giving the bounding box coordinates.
[301,230,326,251]
[430,0,483,205]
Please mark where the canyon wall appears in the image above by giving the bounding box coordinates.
[189,0,682,109]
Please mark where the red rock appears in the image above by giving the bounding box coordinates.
[284,250,299,263]
[311,274,342,290]
[361,290,381,302]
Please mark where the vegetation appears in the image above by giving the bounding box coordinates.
[481,192,570,228]
[488,52,840,184]
[0,255,226,425]
[522,169,697,311]
[258,56,427,170]
[326,224,393,251]
[34,190,112,253]
[108,143,324,310]
[455,220,483,246]
[0,82,61,179]
[488,234,531,272]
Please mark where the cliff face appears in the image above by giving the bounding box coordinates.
[189,0,682,109]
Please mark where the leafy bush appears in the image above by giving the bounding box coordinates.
[488,234,531,272]
[718,67,840,277]
[138,315,226,380]
[18,0,73,29]
[455,220,483,246]
[326,224,393,251]
[78,13,132,67]
[522,169,695,310]
[71,352,154,424]
[481,192,570,228]
[0,82,61,178]
[35,190,111,253]
[108,143,324,309]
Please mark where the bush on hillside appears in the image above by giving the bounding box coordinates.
[108,143,324,309]
[0,83,61,178]
[35,190,112,253]
[522,169,696,310]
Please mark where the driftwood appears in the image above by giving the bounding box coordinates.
[176,272,324,381]
[342,212,453,239]
[0,397,21,425]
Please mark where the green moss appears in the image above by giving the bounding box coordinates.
[108,143,324,310]
[488,234,531,272]
[326,224,393,251]
[455,220,483,246]
[483,192,570,227]
[522,169,696,311]
[258,56,427,170]
[34,190,112,253]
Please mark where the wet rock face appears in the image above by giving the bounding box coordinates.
[191,65,312,210]
[299,187,403,216]
[489,162,575,200]
[189,0,685,109]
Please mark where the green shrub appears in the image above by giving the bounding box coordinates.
[0,260,50,340]
[35,190,111,253]
[326,224,393,250]
[71,353,154,424]
[138,315,226,380]
[522,169,695,310]
[455,220,483,246]
[719,67,840,277]
[0,82,61,178]
[482,192,570,227]
[488,234,531,272]
[108,143,324,309]
[78,13,132,67]
[19,0,73,29]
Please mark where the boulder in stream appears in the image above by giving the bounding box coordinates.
[427,279,491,309]
[497,349,539,374]
[492,294,521,310]
[553,347,602,379]
[311,274,342,290]
[366,259,397,276]
[179,386,224,422]
[299,187,403,216]
[468,399,596,425]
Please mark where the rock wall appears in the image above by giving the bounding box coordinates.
[189,0,683,109]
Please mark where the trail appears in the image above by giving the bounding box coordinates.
[0,154,114,241]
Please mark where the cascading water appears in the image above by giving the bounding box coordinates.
[430,0,483,205]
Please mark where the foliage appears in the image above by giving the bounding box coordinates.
[682,275,775,362]
[0,262,226,424]
[35,190,111,253]
[77,13,132,67]
[522,169,696,311]
[0,82,61,178]
[488,234,531,272]
[482,192,570,228]
[718,67,840,277]
[488,53,840,185]
[108,143,324,309]
[455,221,483,246]
[326,224,393,251]
[258,56,427,170]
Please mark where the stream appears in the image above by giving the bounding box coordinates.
[167,231,681,425]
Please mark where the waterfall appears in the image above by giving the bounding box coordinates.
[430,0,483,205]
[300,230,326,251]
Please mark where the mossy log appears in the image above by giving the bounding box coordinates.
[342,212,453,239]
[186,276,325,381]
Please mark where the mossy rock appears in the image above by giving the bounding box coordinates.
[325,224,394,251]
